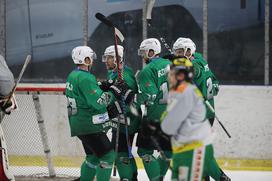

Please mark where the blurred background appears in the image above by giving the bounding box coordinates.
[1,0,271,84]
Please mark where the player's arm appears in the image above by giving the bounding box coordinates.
[135,69,158,106]
[210,72,219,96]
[161,91,193,135]
[79,77,113,109]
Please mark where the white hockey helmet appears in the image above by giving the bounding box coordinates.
[102,45,124,63]
[71,46,97,65]
[173,37,196,58]
[138,38,161,58]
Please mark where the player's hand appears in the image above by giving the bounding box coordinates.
[109,81,124,99]
[0,96,17,115]
[213,83,219,96]
[98,79,114,91]
[141,119,160,138]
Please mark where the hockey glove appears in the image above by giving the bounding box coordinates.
[0,96,17,114]
[107,101,122,119]
[141,119,170,141]
[98,79,114,91]
[213,83,219,96]
[141,119,160,138]
[123,89,135,105]
[109,81,125,99]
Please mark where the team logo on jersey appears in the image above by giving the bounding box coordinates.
[145,82,151,87]
[90,89,97,94]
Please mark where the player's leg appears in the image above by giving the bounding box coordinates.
[80,154,99,181]
[78,132,115,181]
[96,150,115,181]
[156,128,172,178]
[172,146,208,181]
[112,131,138,181]
[137,133,160,181]
[171,150,193,181]
[203,145,231,181]
[157,150,172,178]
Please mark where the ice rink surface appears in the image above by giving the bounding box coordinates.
[159,170,272,181]
[13,167,272,181]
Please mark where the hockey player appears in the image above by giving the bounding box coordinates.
[100,45,140,181]
[172,37,219,126]
[0,54,16,181]
[0,54,16,116]
[161,57,230,181]
[135,38,172,180]
[65,46,127,181]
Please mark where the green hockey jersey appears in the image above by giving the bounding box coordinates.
[136,57,171,121]
[65,69,113,136]
[192,52,219,119]
[107,66,141,134]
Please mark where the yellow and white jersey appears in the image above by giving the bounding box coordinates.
[161,82,213,153]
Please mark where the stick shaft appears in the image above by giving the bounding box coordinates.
[205,100,231,138]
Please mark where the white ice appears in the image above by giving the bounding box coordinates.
[11,166,272,181]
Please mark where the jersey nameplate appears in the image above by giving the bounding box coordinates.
[158,66,170,78]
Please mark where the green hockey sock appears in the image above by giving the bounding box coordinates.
[208,157,221,180]
[138,148,160,181]
[96,150,115,181]
[80,154,99,181]
[157,150,172,177]
[116,152,138,180]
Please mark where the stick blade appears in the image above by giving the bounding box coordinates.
[114,28,124,43]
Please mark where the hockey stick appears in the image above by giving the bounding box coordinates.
[0,55,30,181]
[145,0,173,54]
[95,13,132,175]
[205,100,231,138]
[3,55,31,108]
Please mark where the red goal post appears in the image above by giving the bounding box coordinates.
[15,84,66,94]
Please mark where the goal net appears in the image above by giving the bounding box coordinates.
[1,84,84,179]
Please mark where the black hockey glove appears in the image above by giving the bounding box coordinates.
[109,81,125,99]
[140,119,160,138]
[123,89,135,105]
[98,80,114,91]
[0,98,14,115]
[141,119,170,141]
[107,101,122,119]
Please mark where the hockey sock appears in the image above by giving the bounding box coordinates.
[138,148,160,181]
[209,157,222,180]
[157,150,172,177]
[116,152,137,181]
[96,150,115,181]
[131,156,138,181]
[80,154,99,181]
